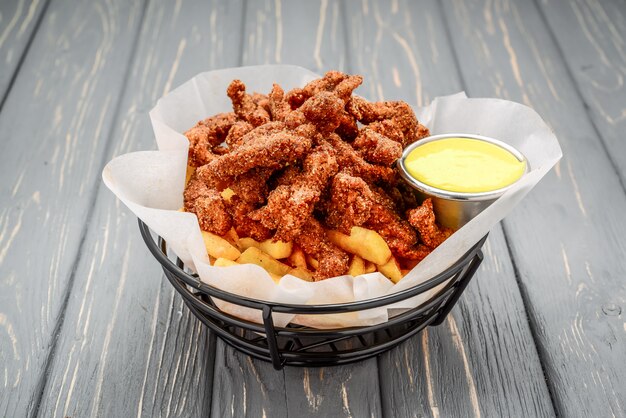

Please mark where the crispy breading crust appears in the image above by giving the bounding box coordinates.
[183,71,446,279]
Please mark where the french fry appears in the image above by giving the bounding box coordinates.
[222,228,239,246]
[400,269,411,277]
[185,165,195,186]
[377,256,403,283]
[327,226,391,265]
[288,246,307,269]
[202,231,241,261]
[348,255,365,276]
[259,239,293,259]
[305,254,319,270]
[214,257,281,282]
[220,187,235,201]
[364,261,377,273]
[288,267,314,282]
[238,237,260,251]
[237,247,291,276]
[213,257,238,267]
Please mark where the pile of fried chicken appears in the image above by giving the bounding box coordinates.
[184,71,452,280]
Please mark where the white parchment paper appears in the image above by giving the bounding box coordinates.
[102,65,562,328]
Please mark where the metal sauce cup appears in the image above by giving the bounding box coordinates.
[397,133,529,230]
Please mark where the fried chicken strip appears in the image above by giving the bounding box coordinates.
[323,172,373,234]
[185,112,236,167]
[296,218,349,281]
[347,96,429,146]
[227,79,271,126]
[326,133,396,185]
[250,145,338,241]
[184,174,232,235]
[352,127,402,166]
[197,129,313,188]
[407,198,453,248]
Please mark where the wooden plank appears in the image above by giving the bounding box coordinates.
[345,1,555,416]
[0,0,147,416]
[537,0,626,185]
[441,0,626,416]
[0,0,48,102]
[33,0,244,417]
[209,1,382,417]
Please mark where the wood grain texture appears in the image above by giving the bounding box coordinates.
[0,0,146,416]
[537,0,626,185]
[242,0,347,73]
[209,1,382,417]
[34,0,244,417]
[0,0,48,102]
[441,0,626,416]
[346,1,554,416]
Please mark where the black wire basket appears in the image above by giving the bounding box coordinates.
[139,219,487,370]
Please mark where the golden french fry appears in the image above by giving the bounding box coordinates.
[288,267,314,282]
[220,187,235,201]
[377,256,403,283]
[213,257,281,282]
[259,239,293,259]
[348,255,365,276]
[185,165,195,186]
[202,231,241,261]
[238,237,260,251]
[327,226,392,265]
[288,246,307,269]
[222,228,239,246]
[237,247,291,276]
[305,254,319,270]
[213,257,238,267]
[364,261,377,273]
[400,269,411,277]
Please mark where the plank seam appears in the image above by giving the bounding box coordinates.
[500,223,559,417]
[340,1,383,416]
[339,0,353,73]
[0,0,52,114]
[436,1,558,416]
[532,0,626,197]
[28,0,151,416]
[237,0,249,67]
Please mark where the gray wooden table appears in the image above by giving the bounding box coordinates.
[1,0,625,416]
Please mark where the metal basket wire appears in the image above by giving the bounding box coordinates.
[139,219,486,370]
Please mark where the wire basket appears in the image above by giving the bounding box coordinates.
[139,219,486,370]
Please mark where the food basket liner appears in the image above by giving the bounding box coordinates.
[102,65,562,329]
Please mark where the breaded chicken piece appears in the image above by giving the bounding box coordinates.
[230,167,274,205]
[227,79,271,126]
[224,120,253,148]
[323,172,373,234]
[227,195,272,241]
[407,198,453,248]
[352,127,403,166]
[326,133,396,185]
[200,129,313,185]
[184,175,232,235]
[250,145,338,241]
[296,218,349,281]
[184,112,236,167]
[347,96,429,146]
[286,71,352,108]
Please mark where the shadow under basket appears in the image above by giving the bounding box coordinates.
[139,219,487,370]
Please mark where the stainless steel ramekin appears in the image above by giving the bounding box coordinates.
[397,133,529,230]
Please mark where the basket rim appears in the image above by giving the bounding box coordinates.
[139,218,487,314]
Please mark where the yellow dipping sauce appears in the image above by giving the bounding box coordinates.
[404,137,526,193]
